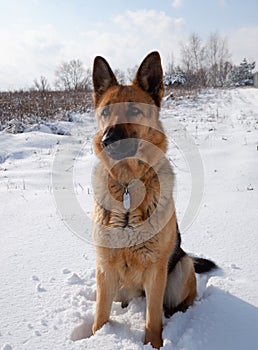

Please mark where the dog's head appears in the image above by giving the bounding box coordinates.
[92,51,167,182]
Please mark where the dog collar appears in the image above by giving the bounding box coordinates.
[119,179,140,210]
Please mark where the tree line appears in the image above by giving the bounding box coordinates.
[165,32,255,88]
[32,32,256,92]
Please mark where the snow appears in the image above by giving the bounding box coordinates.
[1,88,258,349]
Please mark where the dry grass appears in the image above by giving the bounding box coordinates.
[0,90,93,124]
[0,87,200,131]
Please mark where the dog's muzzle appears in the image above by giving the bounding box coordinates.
[101,125,138,160]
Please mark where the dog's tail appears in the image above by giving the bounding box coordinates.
[174,223,217,274]
[191,256,217,274]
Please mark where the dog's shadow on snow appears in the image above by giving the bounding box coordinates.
[163,273,258,350]
[71,272,258,349]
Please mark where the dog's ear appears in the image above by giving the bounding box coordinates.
[93,56,118,105]
[134,51,164,107]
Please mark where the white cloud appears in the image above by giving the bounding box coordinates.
[86,10,185,71]
[172,0,184,9]
[0,25,64,90]
[1,8,258,90]
[228,25,258,65]
[0,10,186,90]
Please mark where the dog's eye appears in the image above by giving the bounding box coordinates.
[127,106,141,117]
[101,106,110,119]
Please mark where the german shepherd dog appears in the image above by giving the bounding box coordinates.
[91,52,216,349]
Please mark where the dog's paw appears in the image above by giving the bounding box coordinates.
[144,332,163,349]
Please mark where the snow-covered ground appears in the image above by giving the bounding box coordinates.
[1,88,258,350]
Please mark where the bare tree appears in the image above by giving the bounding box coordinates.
[114,68,126,84]
[191,34,205,72]
[127,65,138,83]
[165,52,175,75]
[180,33,207,86]
[81,68,92,91]
[55,59,89,91]
[180,41,192,73]
[206,32,231,86]
[33,76,50,92]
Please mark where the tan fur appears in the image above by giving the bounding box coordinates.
[164,255,196,313]
[91,52,197,349]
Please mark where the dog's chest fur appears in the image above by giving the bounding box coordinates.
[92,160,176,288]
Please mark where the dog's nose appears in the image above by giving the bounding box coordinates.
[101,125,138,160]
[102,126,124,148]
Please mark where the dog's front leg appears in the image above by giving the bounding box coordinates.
[144,264,167,349]
[92,265,118,334]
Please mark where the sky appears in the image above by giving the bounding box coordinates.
[0,0,258,90]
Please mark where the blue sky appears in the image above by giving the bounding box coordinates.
[0,0,258,89]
